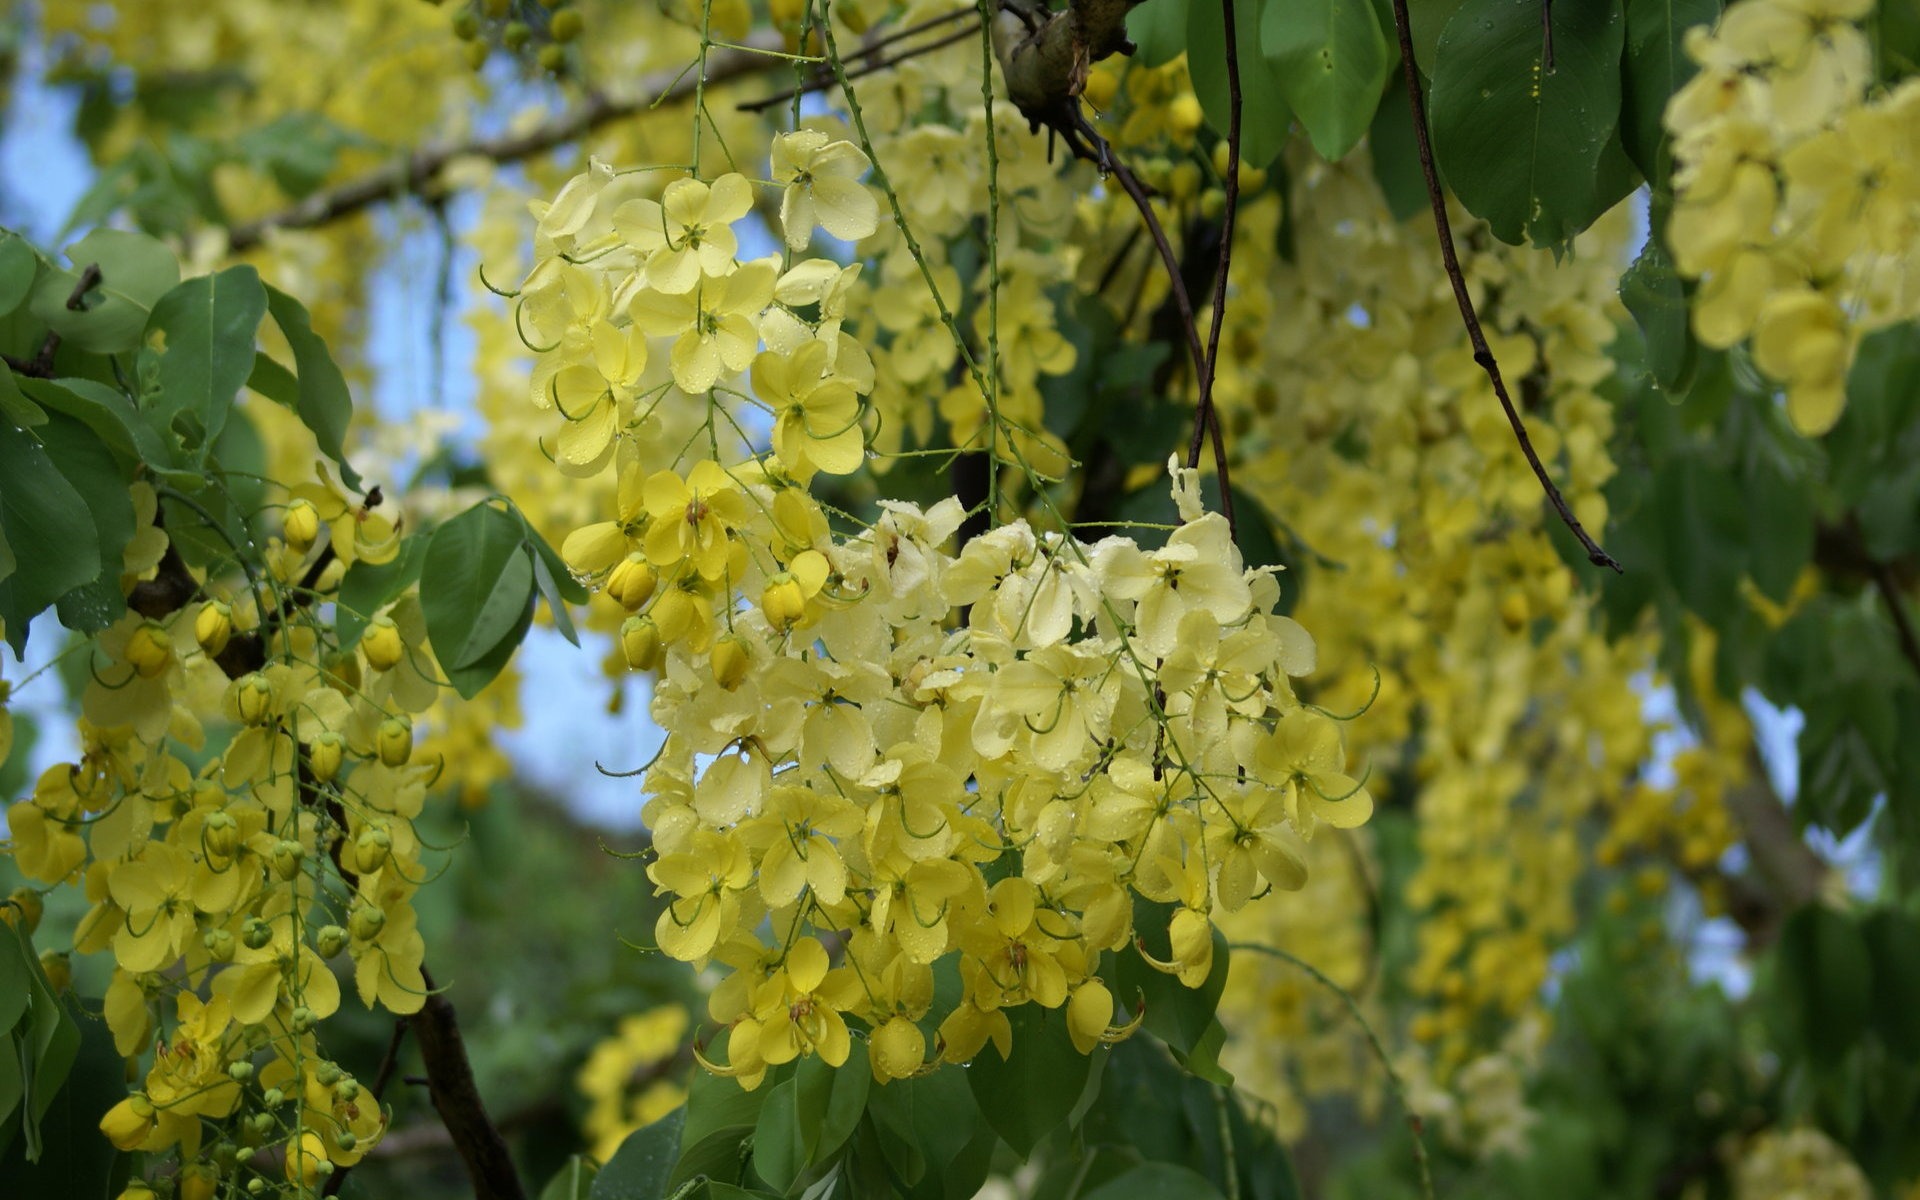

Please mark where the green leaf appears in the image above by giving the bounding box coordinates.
[35,415,135,639]
[798,1041,869,1166]
[1188,0,1294,167]
[0,367,47,429]
[966,1003,1094,1157]
[337,535,429,650]
[1774,905,1873,1067]
[1262,0,1391,161]
[1407,0,1466,69]
[245,352,301,408]
[29,229,180,354]
[0,993,120,1189]
[1619,0,1721,189]
[1620,232,1698,395]
[262,284,361,490]
[1741,452,1812,605]
[1429,0,1630,248]
[684,1069,771,1150]
[1112,901,1230,1058]
[590,1108,687,1200]
[1081,1163,1225,1200]
[1368,73,1428,222]
[666,1125,754,1192]
[867,1069,987,1196]
[0,232,38,318]
[142,266,268,457]
[16,377,169,473]
[1864,909,1920,1059]
[0,923,30,1035]
[750,1079,807,1194]
[1129,0,1192,67]
[540,1156,601,1200]
[1655,453,1747,622]
[0,423,100,655]
[421,502,537,674]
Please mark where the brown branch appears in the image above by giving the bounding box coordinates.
[225,38,784,252]
[1385,0,1621,571]
[412,965,527,1200]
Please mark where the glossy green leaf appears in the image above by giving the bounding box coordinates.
[1430,0,1629,248]
[263,283,361,490]
[0,423,100,655]
[28,229,179,354]
[591,1108,687,1200]
[16,377,169,472]
[540,1156,601,1200]
[1620,0,1721,188]
[336,535,429,650]
[421,502,537,675]
[1620,232,1697,395]
[1128,0,1192,67]
[1112,900,1230,1058]
[666,1125,754,1191]
[35,415,135,638]
[684,1068,771,1150]
[0,231,38,318]
[1081,1163,1225,1200]
[1262,0,1391,161]
[1741,452,1812,605]
[967,1003,1093,1157]
[1368,73,1428,222]
[143,266,268,455]
[751,1079,807,1194]
[867,1068,986,1196]
[0,367,46,429]
[244,351,301,409]
[0,991,119,1188]
[798,1040,869,1165]
[1188,0,1294,166]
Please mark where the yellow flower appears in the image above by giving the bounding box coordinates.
[754,340,866,480]
[770,130,879,251]
[642,460,751,581]
[615,173,756,294]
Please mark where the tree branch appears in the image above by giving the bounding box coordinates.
[1184,0,1242,535]
[1384,0,1620,571]
[412,965,527,1200]
[225,38,784,252]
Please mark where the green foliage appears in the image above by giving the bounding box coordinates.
[1262,0,1392,162]
[1429,0,1634,249]
[0,921,80,1165]
[419,499,582,698]
[1188,0,1293,166]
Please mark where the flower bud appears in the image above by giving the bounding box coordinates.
[228,1060,255,1082]
[607,553,658,610]
[334,1079,360,1103]
[291,1006,316,1034]
[4,887,43,934]
[283,499,321,553]
[261,1087,285,1109]
[308,732,345,784]
[711,634,751,691]
[242,918,274,951]
[620,615,662,671]
[537,42,566,71]
[125,622,174,679]
[352,825,393,876]
[550,8,583,40]
[234,673,275,726]
[195,601,233,657]
[247,1178,266,1196]
[503,19,531,47]
[315,924,349,959]
[362,616,405,672]
[204,928,236,962]
[761,572,807,630]
[350,906,387,941]
[270,839,305,881]
[376,716,412,767]
[337,1130,359,1152]
[38,950,70,992]
[203,810,240,860]
[315,1061,344,1087]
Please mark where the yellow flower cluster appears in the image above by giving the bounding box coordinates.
[1666,0,1920,434]
[519,138,1365,1085]
[4,482,462,1187]
[1733,1127,1872,1200]
[577,1006,691,1163]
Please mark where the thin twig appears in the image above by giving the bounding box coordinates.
[1102,149,1206,409]
[1385,0,1620,571]
[1183,0,1242,534]
[1870,561,1920,681]
[319,1020,411,1197]
[1229,941,1435,1200]
[225,38,783,251]
[737,22,980,112]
